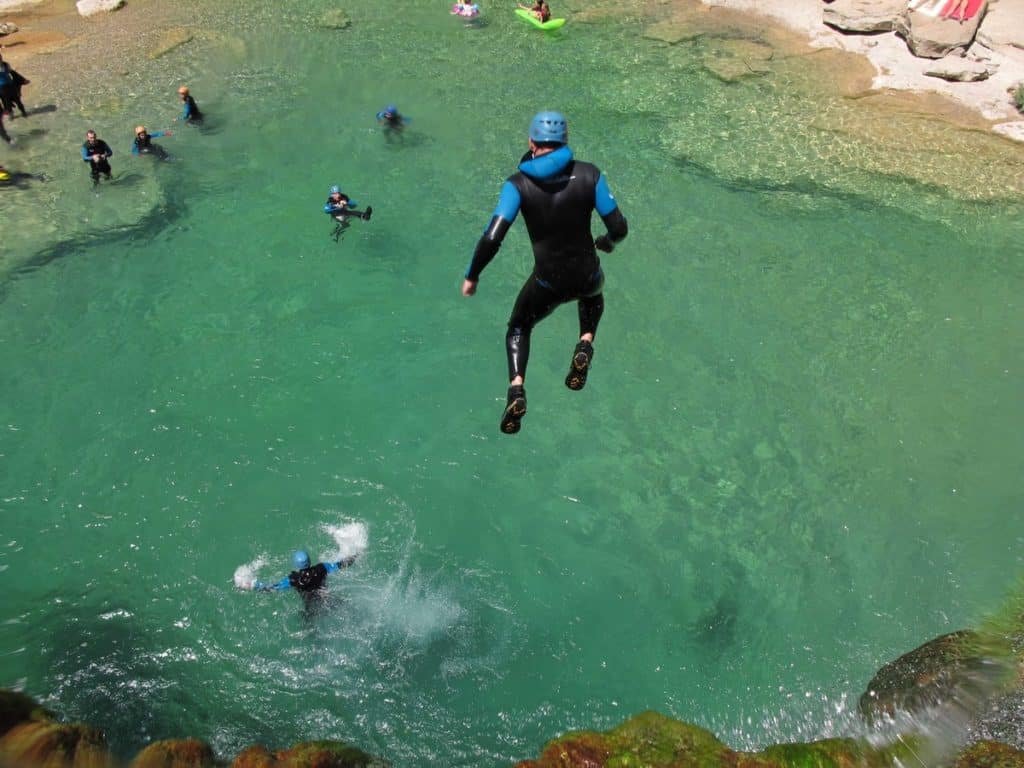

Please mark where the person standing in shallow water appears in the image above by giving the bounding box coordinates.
[81,129,113,186]
[175,85,203,125]
[132,125,172,160]
[461,110,628,435]
[0,55,29,119]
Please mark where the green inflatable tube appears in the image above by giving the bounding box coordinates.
[514,8,566,29]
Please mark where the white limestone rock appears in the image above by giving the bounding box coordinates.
[76,0,125,17]
[823,0,907,32]
[924,53,993,79]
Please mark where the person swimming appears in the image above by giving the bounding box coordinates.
[324,184,373,241]
[376,105,408,142]
[252,549,359,617]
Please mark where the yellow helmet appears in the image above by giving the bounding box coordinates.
[178,86,189,95]
[135,125,146,136]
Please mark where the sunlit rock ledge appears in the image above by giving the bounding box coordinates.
[2,615,1023,768]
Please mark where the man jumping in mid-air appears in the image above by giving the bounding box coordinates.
[461,110,628,434]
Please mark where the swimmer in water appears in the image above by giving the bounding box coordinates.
[176,86,204,125]
[376,105,407,142]
[324,184,373,241]
[252,549,359,617]
[132,125,172,160]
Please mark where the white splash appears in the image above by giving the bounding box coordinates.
[234,557,266,591]
[321,520,369,563]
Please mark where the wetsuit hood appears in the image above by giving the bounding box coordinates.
[518,145,573,181]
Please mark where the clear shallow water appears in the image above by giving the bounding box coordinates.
[2,0,1024,765]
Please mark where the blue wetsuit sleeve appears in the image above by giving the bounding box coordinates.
[131,143,139,155]
[594,174,618,216]
[493,181,521,222]
[182,102,192,121]
[151,131,165,139]
[464,182,520,281]
[252,576,290,592]
[325,562,340,574]
[82,146,90,161]
[595,173,628,246]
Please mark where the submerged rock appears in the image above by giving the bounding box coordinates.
[0,22,18,36]
[148,27,194,60]
[319,10,352,30]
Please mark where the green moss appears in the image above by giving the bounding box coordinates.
[1014,84,1024,114]
[953,740,1024,768]
[278,740,387,767]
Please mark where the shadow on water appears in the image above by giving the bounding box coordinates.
[0,171,47,190]
[28,599,224,760]
[26,104,58,116]
[1,194,186,298]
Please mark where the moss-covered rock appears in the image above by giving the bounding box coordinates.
[516,710,734,767]
[0,721,109,768]
[129,738,216,768]
[275,740,388,767]
[0,689,53,738]
[230,745,277,768]
[954,740,1024,768]
[859,630,1016,724]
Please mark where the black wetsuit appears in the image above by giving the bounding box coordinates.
[133,132,168,160]
[0,65,28,118]
[0,112,9,145]
[82,138,113,182]
[466,145,628,381]
[181,94,203,124]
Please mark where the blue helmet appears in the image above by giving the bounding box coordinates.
[329,185,341,195]
[385,105,397,114]
[292,550,311,570]
[529,110,567,145]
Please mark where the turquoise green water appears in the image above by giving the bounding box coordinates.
[2,1,1024,765]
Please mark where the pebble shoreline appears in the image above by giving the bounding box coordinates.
[2,0,1022,137]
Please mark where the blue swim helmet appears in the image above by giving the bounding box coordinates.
[329,185,341,195]
[384,105,397,115]
[529,110,568,145]
[292,550,311,570]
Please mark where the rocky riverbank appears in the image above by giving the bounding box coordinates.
[699,0,1024,141]
[2,616,1023,766]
